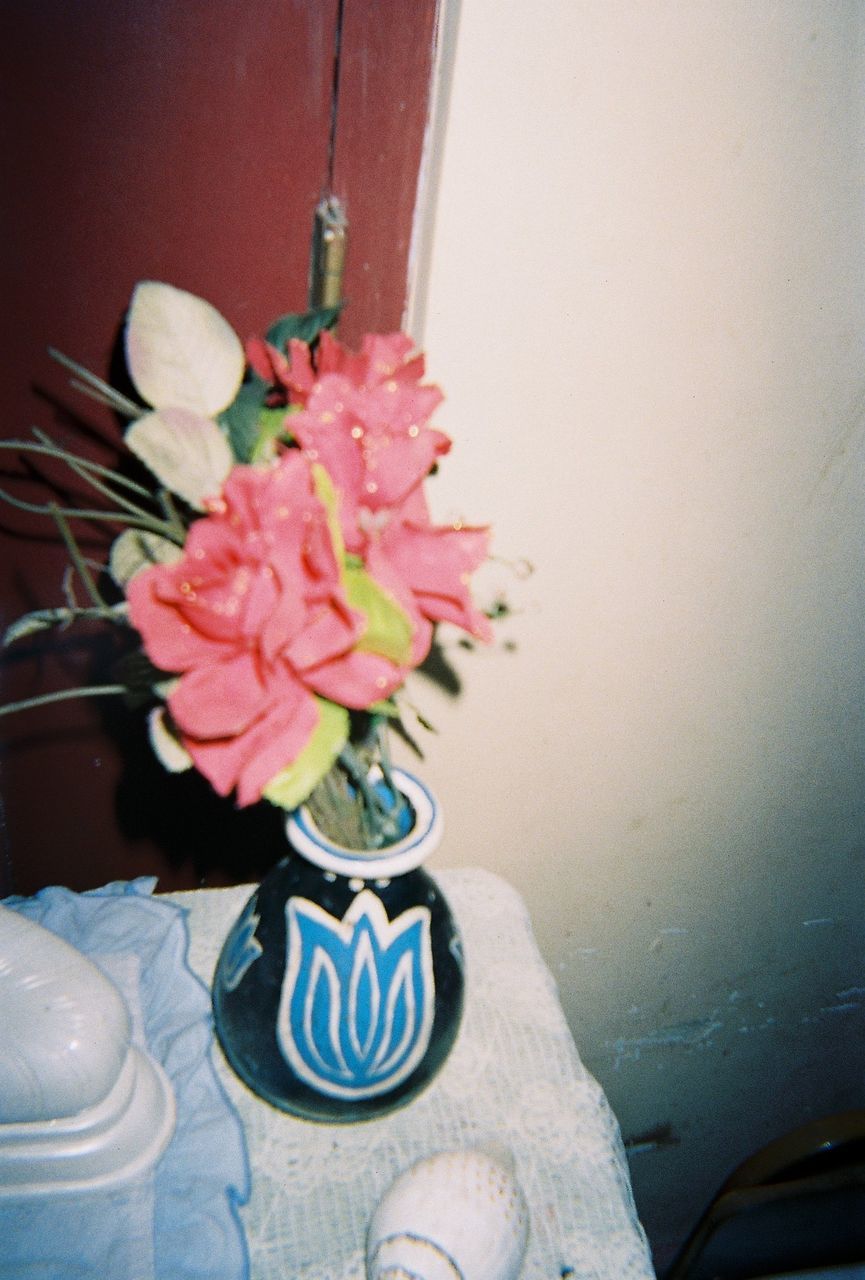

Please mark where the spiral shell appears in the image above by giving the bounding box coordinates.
[366,1148,529,1280]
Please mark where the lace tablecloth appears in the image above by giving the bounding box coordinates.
[167,867,655,1280]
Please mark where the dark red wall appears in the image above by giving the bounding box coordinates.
[0,0,440,895]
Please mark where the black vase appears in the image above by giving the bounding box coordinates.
[212,769,464,1122]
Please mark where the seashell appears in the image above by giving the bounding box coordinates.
[366,1147,530,1280]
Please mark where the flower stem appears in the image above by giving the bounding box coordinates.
[338,740,408,848]
[0,485,183,541]
[1,433,186,543]
[48,348,143,419]
[50,504,104,608]
[156,489,187,541]
[0,437,154,500]
[30,429,168,528]
[0,684,127,718]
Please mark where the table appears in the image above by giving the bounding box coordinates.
[167,867,655,1280]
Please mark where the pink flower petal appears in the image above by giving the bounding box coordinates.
[169,651,269,739]
[283,330,449,540]
[361,539,435,667]
[284,599,365,671]
[245,336,289,386]
[183,680,319,805]
[285,338,316,401]
[374,488,493,641]
[127,567,228,670]
[304,648,406,709]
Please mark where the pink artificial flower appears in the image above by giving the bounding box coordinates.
[287,331,491,652]
[245,335,293,406]
[284,330,431,405]
[127,452,407,806]
[241,328,492,663]
[362,485,494,651]
[268,330,451,551]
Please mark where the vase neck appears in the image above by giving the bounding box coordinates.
[286,769,442,879]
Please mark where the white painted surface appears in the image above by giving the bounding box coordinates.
[407,0,865,1258]
[366,1149,529,1280]
[0,908,175,1193]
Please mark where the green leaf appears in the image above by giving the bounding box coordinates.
[250,406,294,463]
[125,281,246,416]
[220,378,267,463]
[126,408,234,510]
[110,528,183,587]
[265,305,342,351]
[309,464,413,666]
[221,385,296,464]
[3,603,129,647]
[310,463,346,561]
[366,699,401,718]
[344,565,414,666]
[3,609,73,646]
[262,699,350,811]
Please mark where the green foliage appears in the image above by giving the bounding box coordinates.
[220,377,269,463]
[3,604,127,647]
[250,406,295,462]
[262,699,350,811]
[265,305,341,350]
[344,565,414,666]
[110,648,175,705]
[221,305,340,462]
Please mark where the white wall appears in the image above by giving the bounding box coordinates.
[407,0,865,1257]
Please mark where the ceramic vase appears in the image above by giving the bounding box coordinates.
[212,769,464,1122]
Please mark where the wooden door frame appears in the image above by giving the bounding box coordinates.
[331,0,442,346]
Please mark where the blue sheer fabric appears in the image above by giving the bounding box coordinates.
[1,878,250,1280]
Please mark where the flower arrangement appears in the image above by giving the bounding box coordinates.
[0,283,494,848]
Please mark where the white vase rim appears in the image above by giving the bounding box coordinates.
[286,768,443,879]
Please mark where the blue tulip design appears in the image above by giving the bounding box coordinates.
[219,895,263,992]
[277,891,434,1099]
